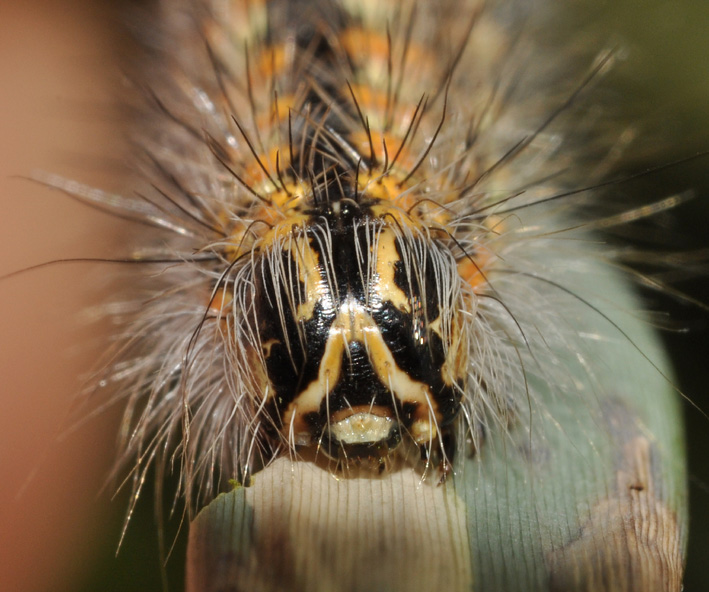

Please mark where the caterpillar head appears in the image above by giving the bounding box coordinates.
[251,203,469,466]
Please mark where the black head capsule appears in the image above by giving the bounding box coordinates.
[252,205,468,465]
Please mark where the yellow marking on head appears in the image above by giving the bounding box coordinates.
[440,310,469,388]
[410,418,437,445]
[288,234,331,322]
[372,228,411,313]
[260,339,280,358]
[282,297,439,444]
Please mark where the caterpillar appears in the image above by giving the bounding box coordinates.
[3,0,707,590]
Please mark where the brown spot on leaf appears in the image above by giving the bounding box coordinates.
[547,437,683,592]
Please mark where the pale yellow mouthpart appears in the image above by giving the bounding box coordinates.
[329,412,396,445]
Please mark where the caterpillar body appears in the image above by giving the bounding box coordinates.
[96,0,559,498]
[19,0,697,589]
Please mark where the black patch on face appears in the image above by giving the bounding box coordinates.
[378,239,462,426]
[255,237,336,428]
[321,341,396,413]
[254,213,463,438]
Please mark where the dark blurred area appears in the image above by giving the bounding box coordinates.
[602,3,709,590]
